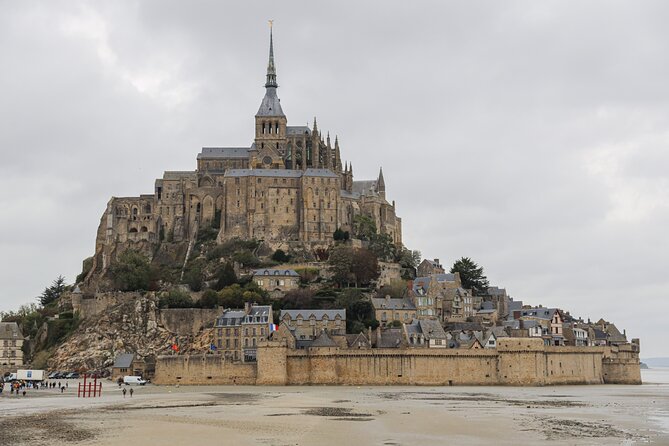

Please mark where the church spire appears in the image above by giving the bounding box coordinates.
[265,20,277,88]
[377,167,386,198]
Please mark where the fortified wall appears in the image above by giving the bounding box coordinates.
[154,338,641,386]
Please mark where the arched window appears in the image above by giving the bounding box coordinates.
[140,226,148,232]
[129,228,138,233]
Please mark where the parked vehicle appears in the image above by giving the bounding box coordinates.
[17,370,45,381]
[48,372,59,379]
[123,376,147,385]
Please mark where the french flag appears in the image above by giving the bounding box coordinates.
[269,323,278,332]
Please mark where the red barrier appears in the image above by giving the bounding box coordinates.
[77,374,102,398]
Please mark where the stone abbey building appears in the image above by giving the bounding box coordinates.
[92,28,401,270]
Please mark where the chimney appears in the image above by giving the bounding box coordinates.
[434,258,440,266]
[244,302,252,314]
[385,294,391,302]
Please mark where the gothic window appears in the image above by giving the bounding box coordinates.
[257,178,262,184]
[275,122,279,134]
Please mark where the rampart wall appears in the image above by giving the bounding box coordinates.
[154,338,640,386]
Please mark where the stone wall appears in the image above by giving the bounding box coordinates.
[153,355,256,385]
[159,308,221,336]
[72,291,141,319]
[155,337,641,386]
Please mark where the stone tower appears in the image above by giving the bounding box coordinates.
[253,23,287,168]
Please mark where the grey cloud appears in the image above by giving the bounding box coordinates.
[1,0,667,356]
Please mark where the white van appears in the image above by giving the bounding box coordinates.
[123,376,147,385]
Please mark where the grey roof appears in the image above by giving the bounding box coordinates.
[520,307,557,320]
[0,322,21,339]
[303,168,339,178]
[163,171,197,180]
[197,147,249,159]
[345,333,370,348]
[418,320,447,339]
[113,353,134,368]
[215,310,246,327]
[256,87,285,117]
[244,305,271,324]
[508,299,523,312]
[281,309,346,321]
[377,328,404,348]
[487,286,507,296]
[481,301,495,311]
[310,331,338,348]
[352,180,378,196]
[340,190,361,200]
[223,168,339,179]
[225,169,303,178]
[286,126,311,135]
[413,274,458,294]
[371,297,416,311]
[521,319,540,329]
[253,268,300,277]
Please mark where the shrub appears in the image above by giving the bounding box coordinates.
[271,249,291,263]
[159,289,194,308]
[214,262,237,290]
[109,250,152,291]
[198,289,220,309]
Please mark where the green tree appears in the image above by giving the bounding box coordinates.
[271,249,291,263]
[450,257,489,295]
[215,262,237,290]
[352,215,377,241]
[38,275,67,306]
[333,228,350,241]
[350,248,380,287]
[328,245,355,286]
[368,232,396,261]
[183,259,205,292]
[109,250,152,291]
[198,289,220,308]
[159,289,194,308]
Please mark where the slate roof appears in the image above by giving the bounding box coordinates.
[0,322,21,340]
[352,180,378,196]
[256,87,285,117]
[113,353,134,369]
[340,190,361,200]
[224,168,338,178]
[310,331,338,348]
[244,305,272,324]
[520,307,557,320]
[371,297,416,311]
[253,268,300,277]
[197,147,249,159]
[163,171,197,180]
[418,320,447,339]
[377,328,404,348]
[215,310,246,327]
[286,126,311,135]
[281,309,346,321]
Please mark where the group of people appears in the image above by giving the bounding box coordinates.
[0,380,67,396]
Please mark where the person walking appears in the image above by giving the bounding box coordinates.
[129,388,134,397]
[122,388,127,398]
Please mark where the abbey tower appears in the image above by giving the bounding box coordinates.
[89,26,402,275]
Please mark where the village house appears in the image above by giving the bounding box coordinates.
[241,304,273,362]
[416,258,445,277]
[404,319,448,348]
[371,295,417,327]
[253,268,300,295]
[563,325,589,347]
[0,322,24,366]
[518,307,565,346]
[214,303,273,362]
[111,353,147,380]
[280,309,346,341]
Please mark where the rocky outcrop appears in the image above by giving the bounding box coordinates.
[47,294,212,372]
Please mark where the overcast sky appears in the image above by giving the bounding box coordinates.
[1,1,667,357]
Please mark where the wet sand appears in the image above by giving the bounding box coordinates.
[1,369,668,445]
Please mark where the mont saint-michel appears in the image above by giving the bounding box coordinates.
[0,26,640,390]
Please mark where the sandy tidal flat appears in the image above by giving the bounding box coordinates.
[1,368,668,445]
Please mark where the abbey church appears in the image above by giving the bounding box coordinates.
[92,28,402,270]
